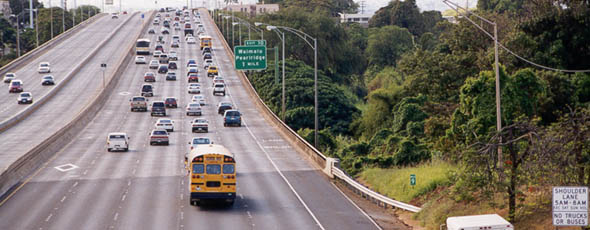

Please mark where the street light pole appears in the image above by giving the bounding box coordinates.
[29,0,33,29]
[62,0,65,33]
[50,0,54,39]
[35,9,39,47]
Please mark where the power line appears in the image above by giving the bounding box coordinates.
[444,0,590,73]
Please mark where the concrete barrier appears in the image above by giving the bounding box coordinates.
[0,12,154,199]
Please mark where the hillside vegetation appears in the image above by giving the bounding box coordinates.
[216,0,590,227]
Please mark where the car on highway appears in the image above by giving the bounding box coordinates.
[41,75,55,85]
[163,20,170,28]
[190,118,209,133]
[168,61,177,70]
[111,13,119,19]
[148,60,159,69]
[187,67,198,76]
[38,62,51,73]
[141,84,154,97]
[186,102,202,116]
[148,28,156,34]
[158,64,169,74]
[187,83,200,94]
[169,51,178,61]
[161,28,170,34]
[151,101,166,116]
[153,19,160,25]
[202,47,211,54]
[187,37,196,44]
[187,73,199,83]
[8,79,23,93]
[223,110,242,127]
[17,92,33,104]
[130,96,148,112]
[192,95,205,105]
[106,132,129,152]
[203,59,213,69]
[172,35,180,43]
[188,64,198,69]
[187,59,197,67]
[155,44,164,52]
[171,41,180,48]
[135,56,147,64]
[153,50,162,58]
[155,118,175,132]
[188,137,211,150]
[159,53,169,64]
[185,34,194,41]
[144,72,156,82]
[213,83,225,96]
[212,76,225,86]
[3,72,15,83]
[217,101,233,115]
[166,72,176,80]
[149,129,169,145]
[207,66,218,77]
[164,97,178,108]
[203,53,212,60]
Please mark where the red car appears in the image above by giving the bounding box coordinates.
[188,74,199,83]
[144,72,156,82]
[9,80,23,93]
[164,97,178,108]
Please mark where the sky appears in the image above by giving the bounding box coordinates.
[41,0,477,14]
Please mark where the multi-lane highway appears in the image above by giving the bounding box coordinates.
[0,9,380,230]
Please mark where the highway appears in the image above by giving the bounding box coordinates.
[0,9,380,230]
[0,13,143,173]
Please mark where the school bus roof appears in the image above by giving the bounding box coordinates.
[199,35,212,40]
[188,144,234,160]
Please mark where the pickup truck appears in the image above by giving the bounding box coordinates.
[130,96,148,112]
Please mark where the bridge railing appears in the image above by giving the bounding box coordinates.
[204,9,421,213]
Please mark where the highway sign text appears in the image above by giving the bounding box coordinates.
[553,186,589,226]
[234,45,267,70]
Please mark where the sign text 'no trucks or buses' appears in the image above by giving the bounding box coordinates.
[553,186,589,226]
[234,45,267,70]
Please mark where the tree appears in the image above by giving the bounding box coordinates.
[369,0,442,36]
[366,25,413,67]
[477,0,525,13]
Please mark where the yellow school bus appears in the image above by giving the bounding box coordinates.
[199,35,212,50]
[185,144,236,206]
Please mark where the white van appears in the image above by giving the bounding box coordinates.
[446,214,513,230]
[106,132,130,152]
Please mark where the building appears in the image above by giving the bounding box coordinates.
[339,13,372,27]
[0,0,11,17]
[224,4,279,17]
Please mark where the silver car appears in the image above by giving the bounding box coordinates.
[186,103,202,116]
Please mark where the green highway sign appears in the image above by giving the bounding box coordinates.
[410,174,416,186]
[245,40,266,46]
[234,45,267,70]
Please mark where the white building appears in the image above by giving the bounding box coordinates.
[339,13,372,27]
[224,4,279,17]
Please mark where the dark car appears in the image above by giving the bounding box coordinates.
[158,65,168,74]
[155,44,164,52]
[187,59,197,67]
[41,75,55,85]
[166,72,176,81]
[148,28,156,34]
[165,97,178,108]
[223,110,242,127]
[188,73,199,83]
[163,20,170,28]
[217,101,233,115]
[203,53,212,60]
[168,61,177,70]
[202,47,211,54]
[151,101,166,116]
[141,84,154,97]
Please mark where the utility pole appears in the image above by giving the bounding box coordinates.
[50,0,54,38]
[72,0,76,26]
[35,8,39,47]
[62,0,65,33]
[29,0,33,28]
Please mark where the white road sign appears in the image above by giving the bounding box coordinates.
[553,186,589,226]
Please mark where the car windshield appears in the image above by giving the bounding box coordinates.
[153,130,167,135]
[133,97,145,101]
[189,103,199,107]
[11,82,21,86]
[6,73,15,77]
[215,84,224,88]
[109,135,125,139]
[145,73,154,76]
[21,93,31,97]
[210,67,217,70]
[159,120,171,124]
[142,85,152,90]
[226,111,240,116]
[40,63,49,67]
[43,76,52,80]
[195,119,207,123]
[153,102,164,106]
[166,98,176,102]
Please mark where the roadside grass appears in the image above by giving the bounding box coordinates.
[358,160,454,203]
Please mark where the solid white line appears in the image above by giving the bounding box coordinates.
[45,213,52,222]
[331,182,382,230]
[217,51,325,230]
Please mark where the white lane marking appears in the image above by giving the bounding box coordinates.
[121,194,126,201]
[54,163,79,172]
[330,182,382,230]
[60,196,66,203]
[83,170,88,175]
[45,213,52,222]
[218,58,326,230]
[113,212,119,221]
[72,181,78,188]
[118,91,131,96]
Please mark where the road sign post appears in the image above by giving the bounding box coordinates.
[410,174,416,187]
[553,186,588,226]
[245,40,266,46]
[234,45,267,70]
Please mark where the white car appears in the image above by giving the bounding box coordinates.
[169,51,178,61]
[213,83,225,96]
[155,118,175,132]
[203,59,213,69]
[187,83,201,94]
[38,62,51,73]
[192,95,205,105]
[185,34,194,41]
[188,137,211,150]
[149,60,159,69]
[3,72,16,83]
[186,103,202,116]
[106,132,129,152]
[187,37,196,44]
[17,92,33,104]
[190,118,209,133]
[135,56,147,64]
[153,19,160,25]
[153,50,162,57]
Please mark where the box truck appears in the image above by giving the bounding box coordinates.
[446,214,513,230]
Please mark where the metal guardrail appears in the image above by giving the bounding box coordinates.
[204,10,422,213]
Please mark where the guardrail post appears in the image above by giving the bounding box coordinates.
[324,157,339,178]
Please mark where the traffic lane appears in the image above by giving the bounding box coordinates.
[0,15,125,121]
[0,14,144,177]
[201,9,380,229]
